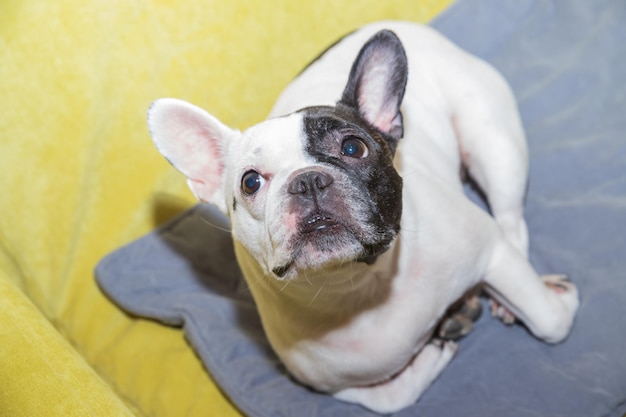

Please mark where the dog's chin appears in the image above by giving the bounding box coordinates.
[271,224,395,280]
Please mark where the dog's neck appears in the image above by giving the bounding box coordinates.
[236,237,401,325]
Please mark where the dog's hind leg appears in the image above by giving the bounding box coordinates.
[451,69,530,259]
[456,104,532,323]
[334,340,456,413]
[483,240,579,343]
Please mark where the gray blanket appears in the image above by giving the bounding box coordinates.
[96,1,626,416]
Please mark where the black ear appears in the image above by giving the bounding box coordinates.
[339,30,408,140]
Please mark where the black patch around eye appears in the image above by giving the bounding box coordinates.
[299,105,403,231]
[299,106,388,165]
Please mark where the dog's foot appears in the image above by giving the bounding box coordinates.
[489,275,574,326]
[490,298,516,325]
[535,273,579,343]
[458,294,483,321]
[542,274,571,294]
[483,241,579,343]
[428,339,458,364]
[438,315,472,340]
[438,294,483,340]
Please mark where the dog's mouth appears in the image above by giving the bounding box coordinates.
[271,211,394,279]
[301,212,338,234]
[271,212,346,278]
[298,211,347,247]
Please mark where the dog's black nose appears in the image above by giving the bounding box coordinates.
[288,170,334,196]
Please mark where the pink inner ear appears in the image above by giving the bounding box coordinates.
[188,176,222,203]
[357,52,400,134]
[372,105,403,137]
[149,98,230,203]
[358,88,399,135]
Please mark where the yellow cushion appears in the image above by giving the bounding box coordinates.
[0,277,134,416]
[0,1,451,415]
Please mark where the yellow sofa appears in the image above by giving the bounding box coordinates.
[0,1,451,415]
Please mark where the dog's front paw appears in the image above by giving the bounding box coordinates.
[428,339,458,361]
[438,294,483,340]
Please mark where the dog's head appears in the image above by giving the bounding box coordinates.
[148,30,408,280]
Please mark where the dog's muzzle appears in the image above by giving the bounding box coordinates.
[288,169,338,233]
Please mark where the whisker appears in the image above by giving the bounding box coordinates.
[199,215,231,233]
[279,280,291,293]
[309,281,326,306]
[237,279,252,294]
[349,261,356,290]
[304,270,313,286]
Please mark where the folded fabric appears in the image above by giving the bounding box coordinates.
[97,1,626,416]
[0,277,135,417]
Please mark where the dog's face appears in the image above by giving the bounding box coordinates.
[228,104,403,279]
[148,30,408,280]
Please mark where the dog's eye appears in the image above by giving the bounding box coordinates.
[341,137,369,159]
[241,170,264,195]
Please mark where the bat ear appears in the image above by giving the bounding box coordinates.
[147,98,239,213]
[340,30,408,141]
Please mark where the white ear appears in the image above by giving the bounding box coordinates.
[147,98,238,213]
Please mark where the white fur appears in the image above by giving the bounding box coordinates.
[147,21,579,413]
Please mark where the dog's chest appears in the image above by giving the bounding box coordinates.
[271,270,443,389]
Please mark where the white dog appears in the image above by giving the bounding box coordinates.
[147,21,579,413]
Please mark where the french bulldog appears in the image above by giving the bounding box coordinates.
[147,21,579,413]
